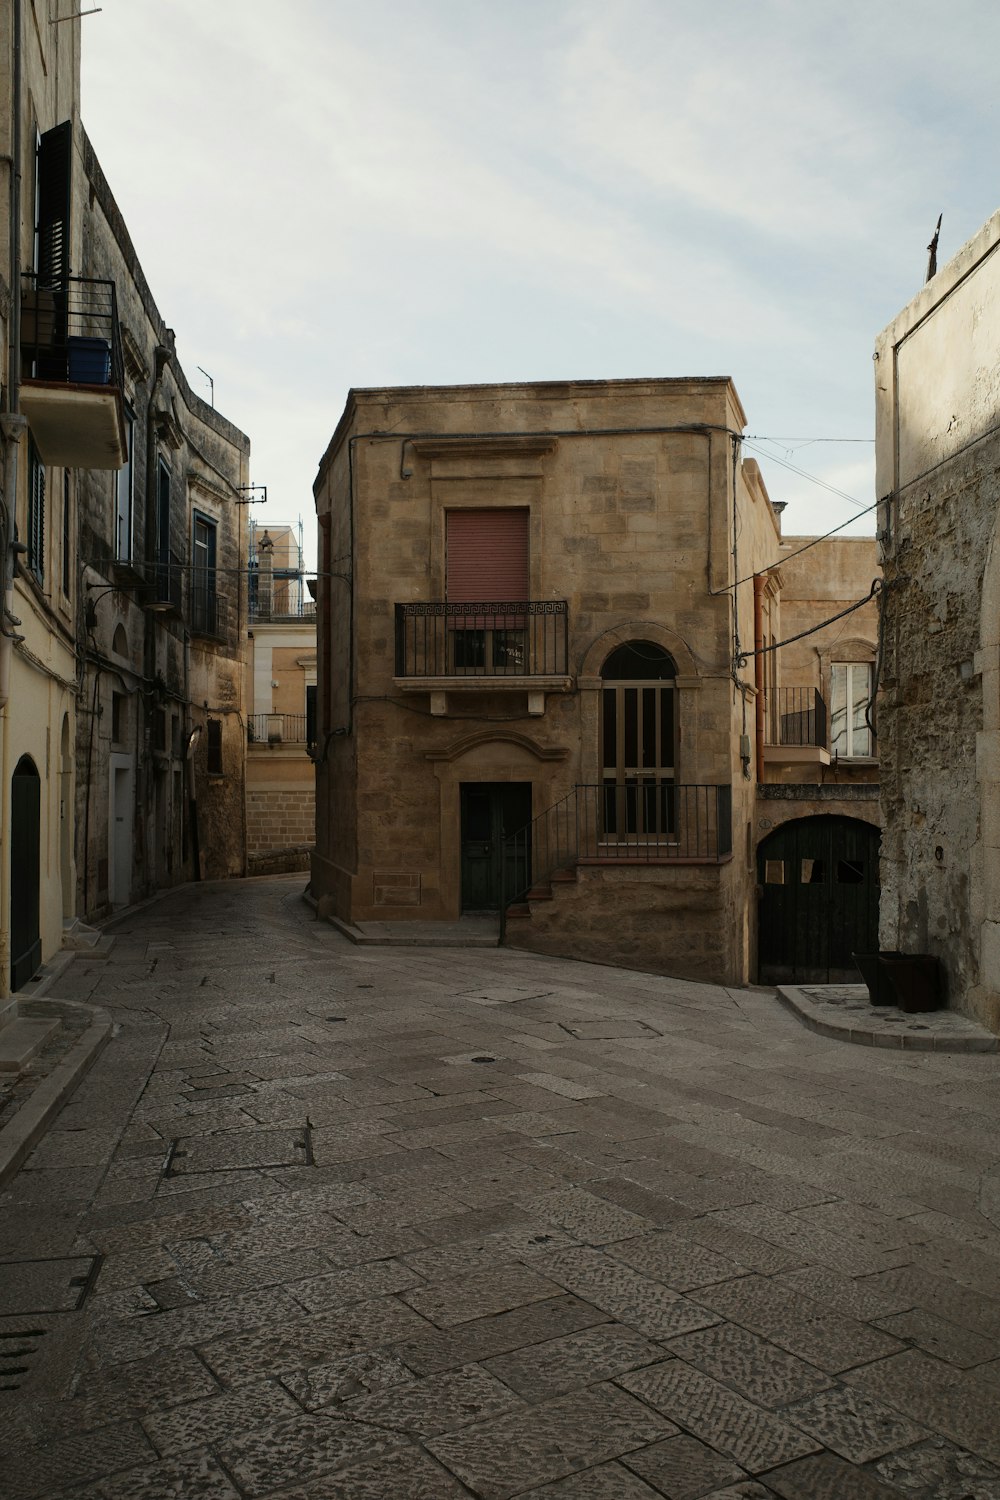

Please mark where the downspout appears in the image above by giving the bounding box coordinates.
[1,0,25,711]
[141,343,170,882]
[753,573,766,781]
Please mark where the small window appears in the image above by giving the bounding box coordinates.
[800,858,826,884]
[764,859,785,884]
[152,708,167,752]
[837,859,865,884]
[111,692,126,745]
[305,685,317,750]
[207,719,223,775]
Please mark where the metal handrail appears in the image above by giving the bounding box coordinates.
[395,600,568,677]
[21,271,124,392]
[500,782,733,939]
[766,687,828,748]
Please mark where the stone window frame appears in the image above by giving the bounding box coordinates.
[816,636,877,761]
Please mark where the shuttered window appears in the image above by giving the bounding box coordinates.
[36,121,72,285]
[446,509,529,602]
[28,440,45,582]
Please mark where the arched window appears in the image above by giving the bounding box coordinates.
[112,623,128,658]
[601,642,677,837]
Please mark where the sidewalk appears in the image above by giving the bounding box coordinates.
[2,874,1000,1499]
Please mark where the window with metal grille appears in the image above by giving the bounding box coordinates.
[27,439,45,581]
[600,642,677,838]
[206,719,223,775]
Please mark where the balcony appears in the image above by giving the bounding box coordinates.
[190,589,230,641]
[248,713,315,750]
[764,687,830,766]
[20,273,127,469]
[394,600,571,713]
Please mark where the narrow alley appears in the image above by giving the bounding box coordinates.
[2,876,1000,1499]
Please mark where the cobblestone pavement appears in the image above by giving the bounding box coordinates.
[2,875,1000,1500]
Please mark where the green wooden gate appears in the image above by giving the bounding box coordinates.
[757,815,879,984]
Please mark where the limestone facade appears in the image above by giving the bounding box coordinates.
[245,524,316,875]
[875,209,1000,1031]
[313,379,879,985]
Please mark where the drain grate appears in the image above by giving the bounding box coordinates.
[0,1327,47,1392]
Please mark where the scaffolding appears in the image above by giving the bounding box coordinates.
[247,516,314,620]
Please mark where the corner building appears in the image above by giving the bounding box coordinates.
[313,378,878,987]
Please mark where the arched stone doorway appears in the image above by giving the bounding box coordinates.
[758,815,880,983]
[11,755,42,990]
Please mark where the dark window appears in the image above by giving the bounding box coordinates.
[305,685,317,750]
[837,859,865,884]
[27,440,45,581]
[191,512,218,634]
[206,719,223,775]
[152,708,167,752]
[36,121,72,286]
[111,692,125,744]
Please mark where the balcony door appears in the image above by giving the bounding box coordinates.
[446,509,528,672]
[11,756,41,991]
[601,642,677,839]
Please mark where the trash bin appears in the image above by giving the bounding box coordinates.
[853,951,902,1006]
[877,953,942,1013]
[67,335,111,385]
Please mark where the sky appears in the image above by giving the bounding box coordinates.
[79,0,998,572]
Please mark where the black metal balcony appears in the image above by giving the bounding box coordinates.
[247,713,313,747]
[190,589,229,640]
[20,272,126,468]
[767,687,828,749]
[395,600,569,678]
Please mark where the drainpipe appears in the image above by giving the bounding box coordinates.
[753,573,766,781]
[1,0,24,712]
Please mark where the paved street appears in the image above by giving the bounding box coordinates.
[2,875,1000,1499]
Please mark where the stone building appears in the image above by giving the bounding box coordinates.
[75,136,250,914]
[875,209,1000,1032]
[312,379,879,986]
[0,0,249,999]
[245,523,316,875]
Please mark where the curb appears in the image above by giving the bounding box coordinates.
[0,1007,113,1189]
[775,985,998,1053]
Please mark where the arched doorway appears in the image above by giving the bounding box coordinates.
[758,815,880,983]
[601,642,677,837]
[11,755,42,990]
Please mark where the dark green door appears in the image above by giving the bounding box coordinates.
[460,782,531,912]
[758,815,880,984]
[11,756,42,991]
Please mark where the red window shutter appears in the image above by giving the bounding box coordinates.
[446,509,529,602]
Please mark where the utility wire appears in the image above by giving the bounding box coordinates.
[734,580,883,667]
[744,439,870,510]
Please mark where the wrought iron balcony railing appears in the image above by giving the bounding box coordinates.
[395,600,569,678]
[766,687,828,748]
[500,781,733,936]
[248,713,314,747]
[21,272,124,392]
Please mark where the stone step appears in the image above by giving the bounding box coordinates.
[0,1017,60,1073]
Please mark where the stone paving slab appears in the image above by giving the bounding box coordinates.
[2,876,1000,1500]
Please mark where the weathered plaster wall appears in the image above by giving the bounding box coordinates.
[875,209,1000,1029]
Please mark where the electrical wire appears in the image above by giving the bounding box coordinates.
[743,440,870,510]
[734,580,883,667]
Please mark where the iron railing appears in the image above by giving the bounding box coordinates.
[21,272,124,391]
[248,713,313,746]
[190,589,229,639]
[501,781,733,937]
[395,600,569,678]
[767,687,828,748]
[148,556,183,614]
[249,597,316,623]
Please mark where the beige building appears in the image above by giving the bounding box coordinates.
[875,208,1000,1032]
[245,523,316,874]
[0,2,249,997]
[313,379,879,986]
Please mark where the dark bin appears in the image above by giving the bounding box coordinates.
[67,335,111,385]
[853,951,902,1006]
[877,953,942,1013]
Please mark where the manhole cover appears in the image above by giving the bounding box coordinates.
[0,1257,103,1317]
[164,1124,313,1177]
